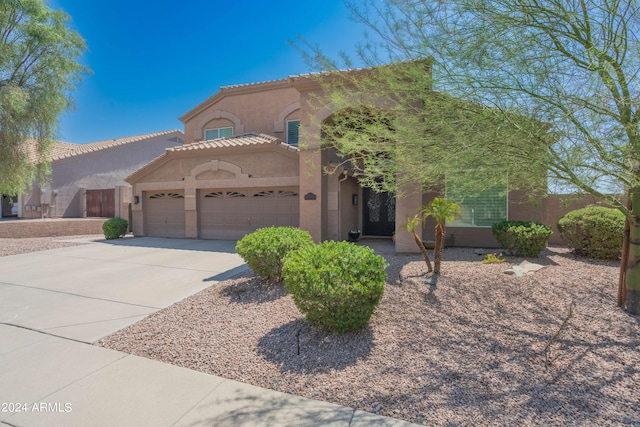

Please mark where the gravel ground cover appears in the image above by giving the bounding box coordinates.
[95,242,640,426]
[0,235,97,257]
[5,237,637,425]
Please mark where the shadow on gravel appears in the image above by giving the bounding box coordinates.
[219,275,288,304]
[257,319,374,374]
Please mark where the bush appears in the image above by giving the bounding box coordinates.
[482,253,506,264]
[235,226,313,281]
[557,206,624,260]
[282,241,387,333]
[102,217,128,240]
[491,220,552,257]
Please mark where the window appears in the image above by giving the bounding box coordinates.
[446,182,507,227]
[287,120,300,145]
[204,127,233,140]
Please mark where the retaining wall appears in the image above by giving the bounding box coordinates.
[0,218,106,238]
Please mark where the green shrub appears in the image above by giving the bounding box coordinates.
[102,217,128,240]
[282,241,387,333]
[491,220,552,257]
[235,226,313,281]
[557,206,624,260]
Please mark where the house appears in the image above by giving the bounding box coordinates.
[15,130,184,220]
[126,72,557,252]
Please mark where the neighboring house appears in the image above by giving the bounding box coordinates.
[16,130,184,220]
[126,73,559,252]
[1,139,76,219]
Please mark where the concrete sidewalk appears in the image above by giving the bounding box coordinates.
[0,237,419,427]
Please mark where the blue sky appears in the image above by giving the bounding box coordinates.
[48,0,367,144]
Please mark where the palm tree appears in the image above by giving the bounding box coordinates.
[405,214,433,273]
[421,198,460,274]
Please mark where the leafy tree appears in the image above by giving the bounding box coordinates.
[421,198,460,274]
[0,0,86,196]
[300,0,640,314]
[316,61,549,199]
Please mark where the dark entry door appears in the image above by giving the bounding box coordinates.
[86,189,115,218]
[363,188,396,236]
[1,195,14,217]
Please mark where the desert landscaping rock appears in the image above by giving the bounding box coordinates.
[0,235,95,257]
[95,245,640,426]
[4,238,638,425]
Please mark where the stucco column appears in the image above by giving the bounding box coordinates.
[395,182,423,253]
[184,186,198,239]
[298,102,325,242]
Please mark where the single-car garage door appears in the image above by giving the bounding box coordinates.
[143,192,185,238]
[198,188,299,240]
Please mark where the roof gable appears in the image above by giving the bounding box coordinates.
[126,132,298,184]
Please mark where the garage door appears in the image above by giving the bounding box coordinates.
[143,192,185,238]
[198,189,299,240]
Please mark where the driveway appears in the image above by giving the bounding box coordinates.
[0,237,417,427]
[0,237,246,343]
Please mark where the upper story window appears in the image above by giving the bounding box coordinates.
[446,179,507,227]
[204,127,233,141]
[287,120,300,145]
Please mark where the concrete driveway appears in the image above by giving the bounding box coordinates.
[0,237,246,343]
[0,237,418,427]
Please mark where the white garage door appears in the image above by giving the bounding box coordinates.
[198,189,299,240]
[143,192,185,238]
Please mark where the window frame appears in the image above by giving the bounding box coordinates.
[286,120,300,145]
[445,178,509,228]
[204,126,233,141]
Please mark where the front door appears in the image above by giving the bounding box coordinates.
[363,188,395,236]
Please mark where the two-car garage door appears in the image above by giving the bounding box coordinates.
[143,189,299,240]
[198,189,299,239]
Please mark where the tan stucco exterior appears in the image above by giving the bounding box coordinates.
[127,73,557,252]
[127,135,300,239]
[19,130,184,220]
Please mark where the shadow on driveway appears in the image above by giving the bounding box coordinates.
[85,236,239,254]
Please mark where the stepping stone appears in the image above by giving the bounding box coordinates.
[504,260,546,277]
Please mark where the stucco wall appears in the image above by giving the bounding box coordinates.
[43,134,183,218]
[129,144,301,239]
[340,177,360,240]
[137,149,299,184]
[420,189,549,249]
[183,86,301,144]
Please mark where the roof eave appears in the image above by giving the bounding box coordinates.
[179,78,296,123]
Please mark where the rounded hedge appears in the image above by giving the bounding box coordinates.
[235,226,313,282]
[282,241,387,334]
[102,217,128,240]
[557,206,624,260]
[491,220,552,257]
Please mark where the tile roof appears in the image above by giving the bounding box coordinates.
[22,138,77,163]
[217,69,365,90]
[21,130,184,163]
[167,132,299,153]
[125,133,298,184]
[51,129,183,160]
